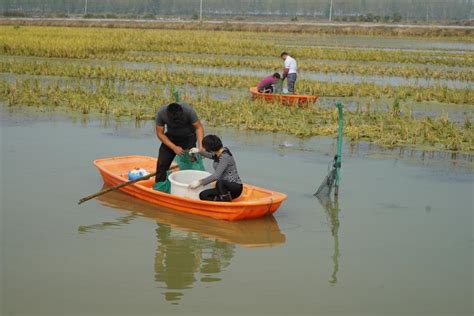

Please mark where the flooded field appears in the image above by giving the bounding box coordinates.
[2,55,471,89]
[1,76,471,131]
[1,25,473,315]
[1,108,472,315]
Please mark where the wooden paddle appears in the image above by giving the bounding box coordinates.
[78,165,178,205]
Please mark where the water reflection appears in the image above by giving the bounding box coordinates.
[78,214,136,233]
[154,223,234,303]
[79,189,285,303]
[317,196,341,285]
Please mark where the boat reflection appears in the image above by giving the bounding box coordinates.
[316,196,341,285]
[154,223,235,303]
[79,189,286,303]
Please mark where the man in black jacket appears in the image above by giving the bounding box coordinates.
[155,103,204,183]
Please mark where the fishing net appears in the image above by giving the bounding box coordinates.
[174,153,205,171]
[315,102,344,199]
[274,79,283,94]
[152,153,205,193]
[314,157,337,198]
[153,170,172,193]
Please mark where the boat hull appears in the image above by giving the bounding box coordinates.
[250,87,318,106]
[93,156,287,221]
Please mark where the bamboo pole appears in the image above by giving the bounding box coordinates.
[78,165,178,205]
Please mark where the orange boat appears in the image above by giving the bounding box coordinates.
[93,155,287,221]
[249,87,318,106]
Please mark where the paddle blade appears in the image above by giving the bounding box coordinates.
[314,168,336,197]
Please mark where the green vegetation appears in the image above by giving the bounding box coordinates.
[3,53,471,81]
[1,20,472,38]
[1,79,472,153]
[1,60,472,104]
[1,27,472,66]
[334,12,403,23]
[0,25,472,154]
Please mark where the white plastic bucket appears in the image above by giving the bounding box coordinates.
[168,170,212,200]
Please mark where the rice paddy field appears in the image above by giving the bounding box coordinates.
[1,23,473,316]
[0,25,473,153]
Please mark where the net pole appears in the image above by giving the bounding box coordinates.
[334,101,343,196]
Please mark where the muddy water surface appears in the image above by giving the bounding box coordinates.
[1,109,472,315]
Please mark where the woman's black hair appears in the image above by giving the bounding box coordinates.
[202,135,223,152]
[273,72,281,79]
[167,103,184,122]
[280,52,288,57]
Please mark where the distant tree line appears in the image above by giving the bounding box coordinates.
[2,0,473,21]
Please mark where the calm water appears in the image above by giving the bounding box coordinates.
[1,109,473,315]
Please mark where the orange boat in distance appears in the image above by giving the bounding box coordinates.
[249,87,318,106]
[93,156,287,221]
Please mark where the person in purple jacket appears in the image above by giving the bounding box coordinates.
[257,72,281,93]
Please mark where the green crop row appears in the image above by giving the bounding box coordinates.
[1,26,472,67]
[1,79,472,153]
[1,60,472,104]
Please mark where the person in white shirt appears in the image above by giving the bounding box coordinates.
[280,52,297,94]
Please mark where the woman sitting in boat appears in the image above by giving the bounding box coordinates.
[257,72,281,93]
[188,135,243,202]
